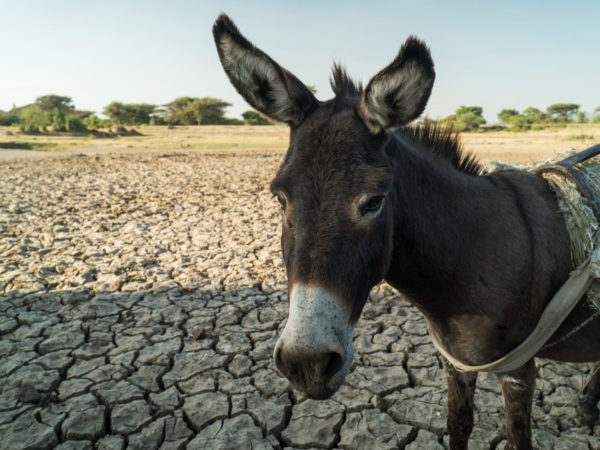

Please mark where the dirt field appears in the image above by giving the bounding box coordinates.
[0,125,599,449]
[0,123,598,162]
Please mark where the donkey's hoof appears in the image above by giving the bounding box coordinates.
[576,399,599,426]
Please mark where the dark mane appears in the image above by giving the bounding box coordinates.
[397,122,483,176]
[330,64,362,99]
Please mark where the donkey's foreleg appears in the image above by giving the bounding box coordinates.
[577,362,600,426]
[442,357,478,450]
[496,359,536,450]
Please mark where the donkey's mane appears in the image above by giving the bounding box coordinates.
[398,122,483,176]
[330,64,363,99]
[328,65,481,176]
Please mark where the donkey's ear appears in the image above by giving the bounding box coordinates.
[359,37,435,133]
[213,14,317,126]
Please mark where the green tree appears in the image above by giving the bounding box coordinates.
[103,102,156,125]
[65,114,87,132]
[35,94,74,113]
[103,102,127,124]
[18,105,46,133]
[164,97,232,125]
[242,110,270,125]
[497,109,520,125]
[164,97,195,125]
[522,107,546,123]
[192,98,231,124]
[455,106,485,131]
[593,106,600,124]
[546,103,579,122]
[0,110,19,126]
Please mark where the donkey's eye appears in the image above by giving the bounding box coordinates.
[361,195,385,216]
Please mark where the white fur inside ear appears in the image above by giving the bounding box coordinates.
[219,34,295,120]
[362,61,432,133]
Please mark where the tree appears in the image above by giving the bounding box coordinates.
[594,106,600,124]
[497,109,520,125]
[35,95,74,113]
[546,103,579,122]
[164,97,232,125]
[522,107,546,123]
[192,98,232,124]
[103,102,127,124]
[455,106,485,131]
[18,105,46,133]
[103,102,156,125]
[242,110,270,125]
[0,110,19,126]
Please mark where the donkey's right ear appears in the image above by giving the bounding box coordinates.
[213,14,317,127]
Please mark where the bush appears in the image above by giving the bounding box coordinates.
[455,106,486,131]
[497,109,520,125]
[103,102,156,125]
[163,97,234,125]
[66,114,87,132]
[0,110,19,126]
[242,110,271,125]
[18,105,46,133]
[220,118,244,125]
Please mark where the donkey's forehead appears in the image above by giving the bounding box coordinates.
[287,105,388,163]
[272,107,391,194]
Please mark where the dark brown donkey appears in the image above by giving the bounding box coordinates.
[213,14,600,449]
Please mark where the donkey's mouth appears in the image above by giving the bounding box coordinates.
[300,384,337,400]
[280,369,346,400]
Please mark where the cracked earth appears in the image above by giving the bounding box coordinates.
[0,151,599,449]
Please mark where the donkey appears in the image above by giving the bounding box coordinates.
[213,14,600,449]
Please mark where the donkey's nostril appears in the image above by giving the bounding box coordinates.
[274,346,283,372]
[323,351,344,378]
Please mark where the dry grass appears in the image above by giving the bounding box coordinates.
[0,124,598,164]
[461,124,598,164]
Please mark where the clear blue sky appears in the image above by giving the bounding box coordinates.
[1,0,598,123]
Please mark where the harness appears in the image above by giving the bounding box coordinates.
[429,143,600,373]
[533,143,600,216]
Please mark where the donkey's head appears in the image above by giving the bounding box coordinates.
[214,14,434,399]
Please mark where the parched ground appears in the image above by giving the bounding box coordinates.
[0,150,599,449]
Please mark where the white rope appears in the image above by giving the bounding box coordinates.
[428,259,594,373]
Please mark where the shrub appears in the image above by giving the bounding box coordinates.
[163,97,234,125]
[0,110,19,126]
[497,109,520,124]
[242,110,271,125]
[66,114,87,132]
[455,106,486,131]
[220,118,244,125]
[18,105,46,133]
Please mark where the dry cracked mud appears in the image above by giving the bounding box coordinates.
[0,151,599,449]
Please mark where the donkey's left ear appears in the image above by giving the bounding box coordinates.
[213,14,317,126]
[359,37,435,134]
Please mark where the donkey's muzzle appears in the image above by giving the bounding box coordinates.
[272,284,354,399]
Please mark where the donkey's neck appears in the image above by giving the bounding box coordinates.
[383,134,501,321]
